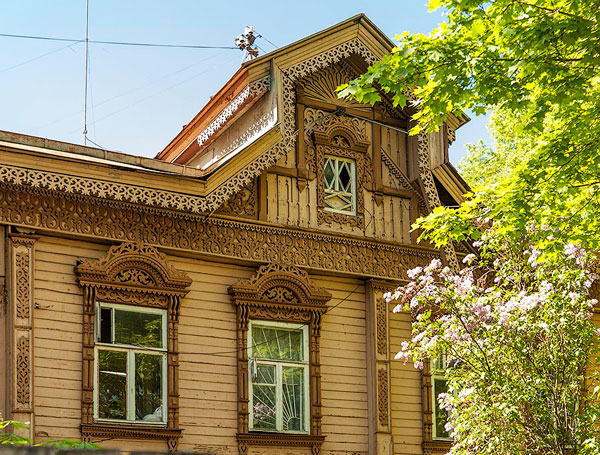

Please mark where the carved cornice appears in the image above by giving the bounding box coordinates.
[0,183,440,281]
[196,76,270,147]
[231,263,331,309]
[77,242,192,294]
[81,423,181,441]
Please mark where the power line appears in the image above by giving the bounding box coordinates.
[0,32,238,50]
[207,283,362,357]
[0,40,81,74]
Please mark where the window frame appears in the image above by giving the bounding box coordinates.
[76,242,192,452]
[248,320,310,434]
[323,154,357,216]
[93,302,168,425]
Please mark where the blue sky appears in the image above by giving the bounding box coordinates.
[0,1,491,164]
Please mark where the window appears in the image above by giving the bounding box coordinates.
[323,155,356,215]
[95,303,167,424]
[432,354,451,440]
[249,321,310,433]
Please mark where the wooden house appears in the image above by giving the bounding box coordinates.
[0,14,470,455]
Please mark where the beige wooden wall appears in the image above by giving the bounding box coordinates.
[30,235,371,455]
[389,309,423,455]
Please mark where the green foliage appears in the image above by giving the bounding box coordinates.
[0,420,101,449]
[341,0,600,250]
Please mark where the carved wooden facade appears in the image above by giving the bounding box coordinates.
[0,14,471,455]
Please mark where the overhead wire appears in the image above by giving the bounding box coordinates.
[0,40,82,74]
[0,32,238,50]
[207,283,362,357]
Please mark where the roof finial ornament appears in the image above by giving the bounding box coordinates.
[235,25,260,62]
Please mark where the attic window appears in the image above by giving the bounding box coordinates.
[324,155,356,215]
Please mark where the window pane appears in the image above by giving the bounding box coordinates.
[339,162,351,191]
[98,350,127,420]
[255,364,276,385]
[135,353,164,422]
[114,309,163,348]
[252,326,303,361]
[253,384,276,430]
[99,308,112,343]
[434,378,450,439]
[324,159,335,189]
[282,366,305,432]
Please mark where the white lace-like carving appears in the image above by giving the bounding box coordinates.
[196,76,271,147]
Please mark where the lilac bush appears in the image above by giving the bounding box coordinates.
[389,225,600,454]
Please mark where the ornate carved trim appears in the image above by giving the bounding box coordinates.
[76,243,191,452]
[196,76,270,147]
[381,149,427,214]
[16,336,30,405]
[9,233,37,439]
[307,111,372,229]
[416,131,460,271]
[230,264,331,455]
[237,433,326,455]
[423,440,453,455]
[80,423,182,448]
[216,178,258,218]
[217,39,380,216]
[377,367,389,428]
[0,184,441,281]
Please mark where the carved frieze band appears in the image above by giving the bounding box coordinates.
[0,184,440,281]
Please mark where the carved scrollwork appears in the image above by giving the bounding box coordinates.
[377,368,389,428]
[14,251,30,319]
[16,336,30,405]
[216,178,257,218]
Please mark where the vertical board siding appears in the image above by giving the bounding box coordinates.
[31,236,370,455]
[390,309,423,455]
[314,276,368,455]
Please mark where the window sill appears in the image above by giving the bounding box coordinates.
[81,423,181,441]
[423,440,452,455]
[238,432,325,450]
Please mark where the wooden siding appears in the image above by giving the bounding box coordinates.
[30,235,369,455]
[389,309,423,455]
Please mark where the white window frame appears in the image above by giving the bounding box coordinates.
[431,354,452,441]
[248,320,310,434]
[323,155,357,215]
[93,302,168,425]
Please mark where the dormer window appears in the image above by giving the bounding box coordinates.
[323,155,356,215]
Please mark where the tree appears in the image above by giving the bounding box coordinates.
[339,0,600,252]
[389,227,600,454]
[339,1,600,453]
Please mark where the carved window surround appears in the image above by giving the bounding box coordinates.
[311,116,372,229]
[76,242,192,452]
[229,263,332,455]
[422,359,452,455]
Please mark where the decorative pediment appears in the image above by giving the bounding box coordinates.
[312,117,371,153]
[300,63,371,112]
[229,263,331,309]
[76,242,192,295]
